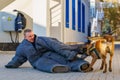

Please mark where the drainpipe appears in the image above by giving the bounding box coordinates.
[61,0,64,42]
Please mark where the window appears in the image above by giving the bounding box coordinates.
[82,3,85,33]
[65,0,69,28]
[78,0,81,32]
[72,0,76,30]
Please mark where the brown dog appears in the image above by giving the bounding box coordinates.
[84,35,114,73]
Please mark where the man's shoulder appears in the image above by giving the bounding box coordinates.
[37,36,52,41]
[38,36,49,39]
[17,40,28,48]
[38,36,56,40]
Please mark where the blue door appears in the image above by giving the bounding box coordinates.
[82,3,85,33]
[72,0,76,30]
[65,0,69,28]
[78,0,81,32]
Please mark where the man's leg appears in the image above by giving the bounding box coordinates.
[34,57,70,73]
[68,59,92,72]
[79,54,88,59]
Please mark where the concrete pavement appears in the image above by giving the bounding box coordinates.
[0,52,87,80]
[0,44,120,80]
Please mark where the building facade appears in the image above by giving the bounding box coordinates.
[47,0,90,43]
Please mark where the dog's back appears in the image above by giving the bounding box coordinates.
[95,35,114,56]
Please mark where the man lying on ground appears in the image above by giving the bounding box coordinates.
[5,29,92,73]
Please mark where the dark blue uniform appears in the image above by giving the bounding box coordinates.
[5,36,89,72]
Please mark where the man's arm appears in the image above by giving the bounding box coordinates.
[5,47,27,68]
[39,37,78,61]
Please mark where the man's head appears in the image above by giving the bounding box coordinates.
[24,29,35,42]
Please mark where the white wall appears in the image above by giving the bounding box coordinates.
[0,0,47,42]
[33,0,47,36]
[2,0,33,17]
[64,0,89,43]
[0,0,33,42]
[0,0,89,43]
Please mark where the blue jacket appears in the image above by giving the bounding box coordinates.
[5,36,89,72]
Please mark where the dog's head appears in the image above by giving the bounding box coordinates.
[103,35,114,42]
[87,34,114,43]
[87,36,106,44]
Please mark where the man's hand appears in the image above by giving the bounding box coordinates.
[5,64,18,68]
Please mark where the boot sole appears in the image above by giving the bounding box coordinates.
[53,66,69,73]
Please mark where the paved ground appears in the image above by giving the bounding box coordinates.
[0,53,86,80]
[0,44,120,80]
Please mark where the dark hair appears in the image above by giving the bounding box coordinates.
[24,29,32,36]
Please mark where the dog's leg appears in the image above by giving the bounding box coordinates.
[100,60,104,70]
[109,54,113,72]
[109,45,114,72]
[85,53,97,72]
[103,57,107,73]
[100,55,106,70]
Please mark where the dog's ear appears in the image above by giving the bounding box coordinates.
[103,35,114,42]
[87,37,95,41]
[88,37,104,41]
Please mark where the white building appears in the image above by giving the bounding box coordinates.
[47,0,90,43]
[90,0,104,37]
[0,0,90,50]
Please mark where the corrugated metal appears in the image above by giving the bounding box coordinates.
[0,0,15,10]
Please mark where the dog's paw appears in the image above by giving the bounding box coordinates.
[109,68,112,72]
[100,67,103,70]
[84,67,93,72]
[103,70,107,73]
